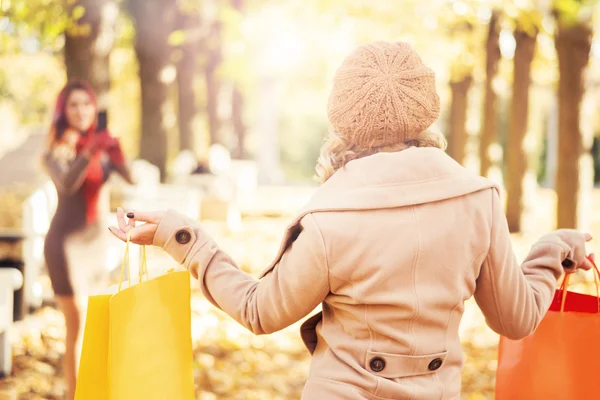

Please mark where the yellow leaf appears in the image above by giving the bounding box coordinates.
[71,4,85,21]
[168,29,186,46]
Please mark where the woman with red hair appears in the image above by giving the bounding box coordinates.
[43,80,133,399]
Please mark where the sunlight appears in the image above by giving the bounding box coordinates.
[4,0,600,398]
[452,1,468,16]
[250,5,306,73]
[499,29,516,59]
[477,6,492,23]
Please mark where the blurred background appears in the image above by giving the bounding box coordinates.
[1,0,600,399]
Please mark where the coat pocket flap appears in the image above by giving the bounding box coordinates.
[365,350,448,379]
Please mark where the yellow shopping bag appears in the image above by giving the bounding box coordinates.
[74,234,195,400]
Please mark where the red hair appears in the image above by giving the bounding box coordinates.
[47,79,98,149]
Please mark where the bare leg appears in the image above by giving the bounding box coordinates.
[55,295,81,400]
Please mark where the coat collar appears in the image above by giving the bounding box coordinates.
[259,148,499,279]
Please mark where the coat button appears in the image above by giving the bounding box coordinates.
[369,357,386,372]
[428,358,443,371]
[175,230,191,244]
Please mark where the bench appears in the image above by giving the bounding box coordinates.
[0,231,25,378]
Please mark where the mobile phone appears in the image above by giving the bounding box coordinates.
[97,110,108,132]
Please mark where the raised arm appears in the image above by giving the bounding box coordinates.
[43,147,91,195]
[474,189,591,339]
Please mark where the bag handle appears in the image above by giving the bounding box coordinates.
[560,255,599,313]
[118,230,149,293]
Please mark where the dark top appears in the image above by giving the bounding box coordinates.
[43,145,132,295]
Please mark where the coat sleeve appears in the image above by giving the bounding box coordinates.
[154,210,330,335]
[474,189,569,340]
[43,148,91,195]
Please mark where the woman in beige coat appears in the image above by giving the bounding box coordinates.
[110,41,594,399]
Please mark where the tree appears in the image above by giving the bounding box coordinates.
[434,0,485,166]
[231,83,246,158]
[554,0,593,229]
[230,0,247,159]
[126,0,178,181]
[0,0,71,53]
[174,9,202,154]
[479,10,501,178]
[64,0,117,110]
[448,76,473,165]
[505,13,539,232]
[446,18,476,166]
[204,18,223,146]
[0,0,72,124]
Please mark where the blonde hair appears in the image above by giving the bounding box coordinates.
[315,129,447,183]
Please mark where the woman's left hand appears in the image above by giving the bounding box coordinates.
[109,208,165,246]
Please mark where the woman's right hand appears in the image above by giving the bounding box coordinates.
[81,131,114,157]
[106,137,126,165]
[109,208,164,246]
[547,230,595,272]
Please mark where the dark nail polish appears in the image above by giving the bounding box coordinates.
[127,212,134,218]
[562,258,574,268]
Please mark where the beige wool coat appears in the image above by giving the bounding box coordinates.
[154,147,570,399]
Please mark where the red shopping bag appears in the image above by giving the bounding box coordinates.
[495,258,600,400]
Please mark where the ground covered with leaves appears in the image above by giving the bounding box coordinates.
[2,197,600,399]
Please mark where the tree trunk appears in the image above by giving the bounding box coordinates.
[231,86,246,158]
[136,55,170,181]
[205,20,223,146]
[176,13,201,154]
[479,11,501,178]
[545,99,559,188]
[448,76,472,165]
[231,0,246,159]
[256,76,284,184]
[64,0,116,110]
[555,23,592,229]
[127,0,177,181]
[593,136,600,186]
[506,28,537,233]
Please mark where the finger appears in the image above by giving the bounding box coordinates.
[571,242,587,270]
[586,253,596,270]
[128,210,163,224]
[579,257,593,271]
[117,207,127,231]
[108,226,127,242]
[128,224,157,246]
[126,210,136,231]
[584,233,593,242]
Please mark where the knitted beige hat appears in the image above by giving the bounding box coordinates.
[327,41,440,149]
